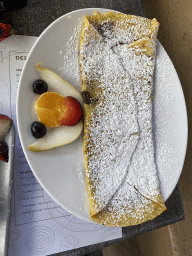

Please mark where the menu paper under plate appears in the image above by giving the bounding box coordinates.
[0,35,122,256]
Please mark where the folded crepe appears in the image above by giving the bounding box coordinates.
[79,11,166,227]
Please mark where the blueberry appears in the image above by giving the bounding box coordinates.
[31,121,47,139]
[33,80,48,94]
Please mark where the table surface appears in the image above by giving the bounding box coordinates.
[0,1,185,255]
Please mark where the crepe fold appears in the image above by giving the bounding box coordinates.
[79,11,166,227]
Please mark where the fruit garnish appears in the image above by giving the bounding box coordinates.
[28,121,83,152]
[33,79,48,94]
[0,141,9,162]
[0,114,13,142]
[28,63,84,152]
[60,96,83,126]
[35,92,83,127]
[36,63,83,105]
[31,121,47,139]
[35,92,64,127]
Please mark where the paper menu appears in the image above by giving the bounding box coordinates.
[0,35,122,256]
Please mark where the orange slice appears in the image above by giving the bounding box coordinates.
[35,92,64,127]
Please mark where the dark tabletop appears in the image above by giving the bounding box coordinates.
[0,0,145,36]
[0,1,185,255]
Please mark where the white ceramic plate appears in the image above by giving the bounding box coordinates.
[17,8,188,223]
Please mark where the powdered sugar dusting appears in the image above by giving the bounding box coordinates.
[76,161,85,184]
[153,41,181,195]
[60,18,84,87]
[115,44,161,199]
[80,13,166,226]
[81,32,140,213]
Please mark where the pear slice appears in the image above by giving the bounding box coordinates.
[28,63,83,152]
[28,121,83,152]
[36,63,83,105]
